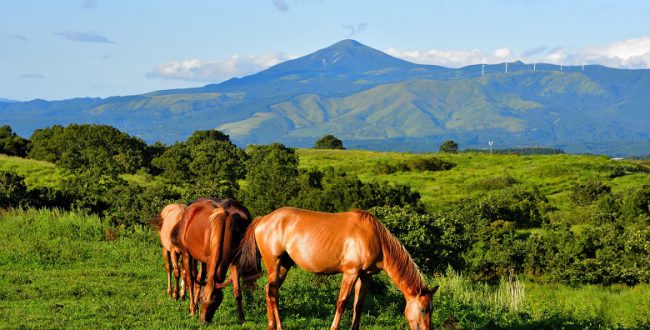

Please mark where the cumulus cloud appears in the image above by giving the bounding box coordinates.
[81,0,98,8]
[385,47,513,68]
[577,37,650,68]
[147,53,295,82]
[386,36,650,69]
[20,73,44,79]
[273,0,289,11]
[342,22,367,37]
[56,31,113,43]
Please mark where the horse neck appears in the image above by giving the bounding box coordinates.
[379,232,426,298]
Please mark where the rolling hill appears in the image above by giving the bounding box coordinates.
[2,39,650,155]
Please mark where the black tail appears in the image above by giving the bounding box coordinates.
[236,216,263,283]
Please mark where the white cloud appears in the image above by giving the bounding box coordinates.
[386,36,650,69]
[147,53,295,82]
[493,48,512,58]
[385,47,513,68]
[578,37,650,68]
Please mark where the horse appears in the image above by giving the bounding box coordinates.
[239,207,438,330]
[171,198,252,323]
[149,203,187,300]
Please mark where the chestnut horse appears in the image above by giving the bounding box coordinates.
[171,198,252,323]
[149,203,187,300]
[239,207,438,330]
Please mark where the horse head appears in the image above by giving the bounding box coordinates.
[404,286,438,330]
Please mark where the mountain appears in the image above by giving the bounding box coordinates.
[2,40,650,155]
[0,98,17,103]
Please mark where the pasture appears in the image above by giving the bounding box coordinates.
[1,208,649,329]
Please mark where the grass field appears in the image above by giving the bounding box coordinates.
[297,149,650,212]
[1,209,649,329]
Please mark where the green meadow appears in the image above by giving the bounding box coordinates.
[2,149,650,328]
[1,208,648,329]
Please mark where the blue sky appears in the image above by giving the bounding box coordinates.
[2,0,650,100]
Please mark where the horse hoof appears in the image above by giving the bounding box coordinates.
[172,292,178,300]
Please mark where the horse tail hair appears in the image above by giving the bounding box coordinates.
[237,216,264,284]
[202,207,228,301]
[147,214,164,232]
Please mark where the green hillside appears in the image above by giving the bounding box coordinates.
[2,40,650,155]
[297,149,650,212]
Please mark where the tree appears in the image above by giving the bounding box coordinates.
[0,125,29,157]
[239,144,301,216]
[28,124,149,174]
[152,130,248,185]
[439,140,459,153]
[314,134,344,149]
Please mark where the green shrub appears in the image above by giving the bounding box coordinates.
[0,170,28,208]
[571,180,611,206]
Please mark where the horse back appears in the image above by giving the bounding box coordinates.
[256,207,383,273]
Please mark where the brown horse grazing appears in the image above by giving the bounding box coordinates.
[149,203,187,300]
[239,207,438,330]
[171,198,252,323]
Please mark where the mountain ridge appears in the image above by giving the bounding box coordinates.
[2,39,650,155]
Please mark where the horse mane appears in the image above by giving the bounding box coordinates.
[353,210,426,295]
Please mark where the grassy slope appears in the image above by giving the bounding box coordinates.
[1,209,649,329]
[0,155,66,189]
[297,149,650,212]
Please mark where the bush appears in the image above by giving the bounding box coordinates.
[0,170,28,208]
[314,134,344,149]
[292,167,422,212]
[571,180,611,206]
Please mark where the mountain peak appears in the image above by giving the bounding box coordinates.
[261,39,416,76]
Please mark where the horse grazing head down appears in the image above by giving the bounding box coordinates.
[404,286,438,330]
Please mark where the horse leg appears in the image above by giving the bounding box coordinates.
[229,264,245,324]
[193,261,206,314]
[163,248,172,297]
[350,274,369,330]
[330,272,359,330]
[178,253,187,300]
[171,250,181,300]
[264,258,290,330]
[182,253,197,316]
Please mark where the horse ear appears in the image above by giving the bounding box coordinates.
[427,285,439,296]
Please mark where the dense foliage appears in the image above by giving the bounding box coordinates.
[0,125,29,157]
[28,124,151,174]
